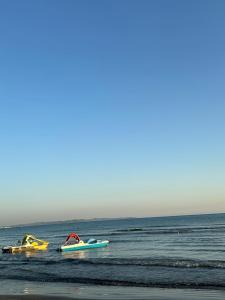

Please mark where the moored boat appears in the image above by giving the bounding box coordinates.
[2,234,49,253]
[60,232,109,252]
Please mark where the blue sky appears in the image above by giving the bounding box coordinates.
[0,0,225,224]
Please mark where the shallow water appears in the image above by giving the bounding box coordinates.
[0,214,225,297]
[0,280,225,300]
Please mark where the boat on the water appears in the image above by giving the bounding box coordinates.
[2,234,49,253]
[60,232,109,252]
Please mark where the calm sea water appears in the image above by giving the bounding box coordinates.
[0,213,225,297]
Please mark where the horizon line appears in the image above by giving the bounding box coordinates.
[2,211,225,228]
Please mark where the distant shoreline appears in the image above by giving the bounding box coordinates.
[1,211,225,228]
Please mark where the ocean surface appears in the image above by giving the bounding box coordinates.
[0,213,225,298]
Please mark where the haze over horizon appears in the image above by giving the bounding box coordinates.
[0,0,225,225]
[2,212,225,227]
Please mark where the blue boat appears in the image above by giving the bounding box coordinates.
[60,239,109,252]
[60,232,109,252]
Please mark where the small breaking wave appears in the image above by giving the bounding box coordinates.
[115,228,144,232]
[2,256,225,270]
[113,225,225,235]
[0,273,225,290]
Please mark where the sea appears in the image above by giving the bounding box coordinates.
[0,213,225,299]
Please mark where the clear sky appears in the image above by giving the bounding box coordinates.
[0,0,225,225]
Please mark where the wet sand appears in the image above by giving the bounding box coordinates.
[0,297,72,300]
[0,279,225,300]
[1,288,225,300]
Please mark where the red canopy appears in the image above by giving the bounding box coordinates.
[65,232,80,243]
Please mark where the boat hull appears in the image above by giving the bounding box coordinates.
[60,240,109,252]
[2,243,49,253]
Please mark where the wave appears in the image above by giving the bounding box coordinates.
[66,257,225,269]
[110,226,225,236]
[45,225,225,240]
[32,225,225,241]
[0,226,11,230]
[115,228,144,232]
[3,256,225,270]
[109,229,194,236]
[0,272,225,289]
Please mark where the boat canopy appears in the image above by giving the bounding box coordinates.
[65,232,80,243]
[22,234,48,246]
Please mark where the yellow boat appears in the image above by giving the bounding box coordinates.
[2,234,49,253]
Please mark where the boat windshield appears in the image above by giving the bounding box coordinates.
[22,235,40,246]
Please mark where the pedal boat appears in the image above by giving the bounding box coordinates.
[2,234,49,253]
[60,232,109,252]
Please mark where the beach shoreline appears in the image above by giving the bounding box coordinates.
[1,286,225,300]
[1,215,225,299]
[0,297,72,300]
